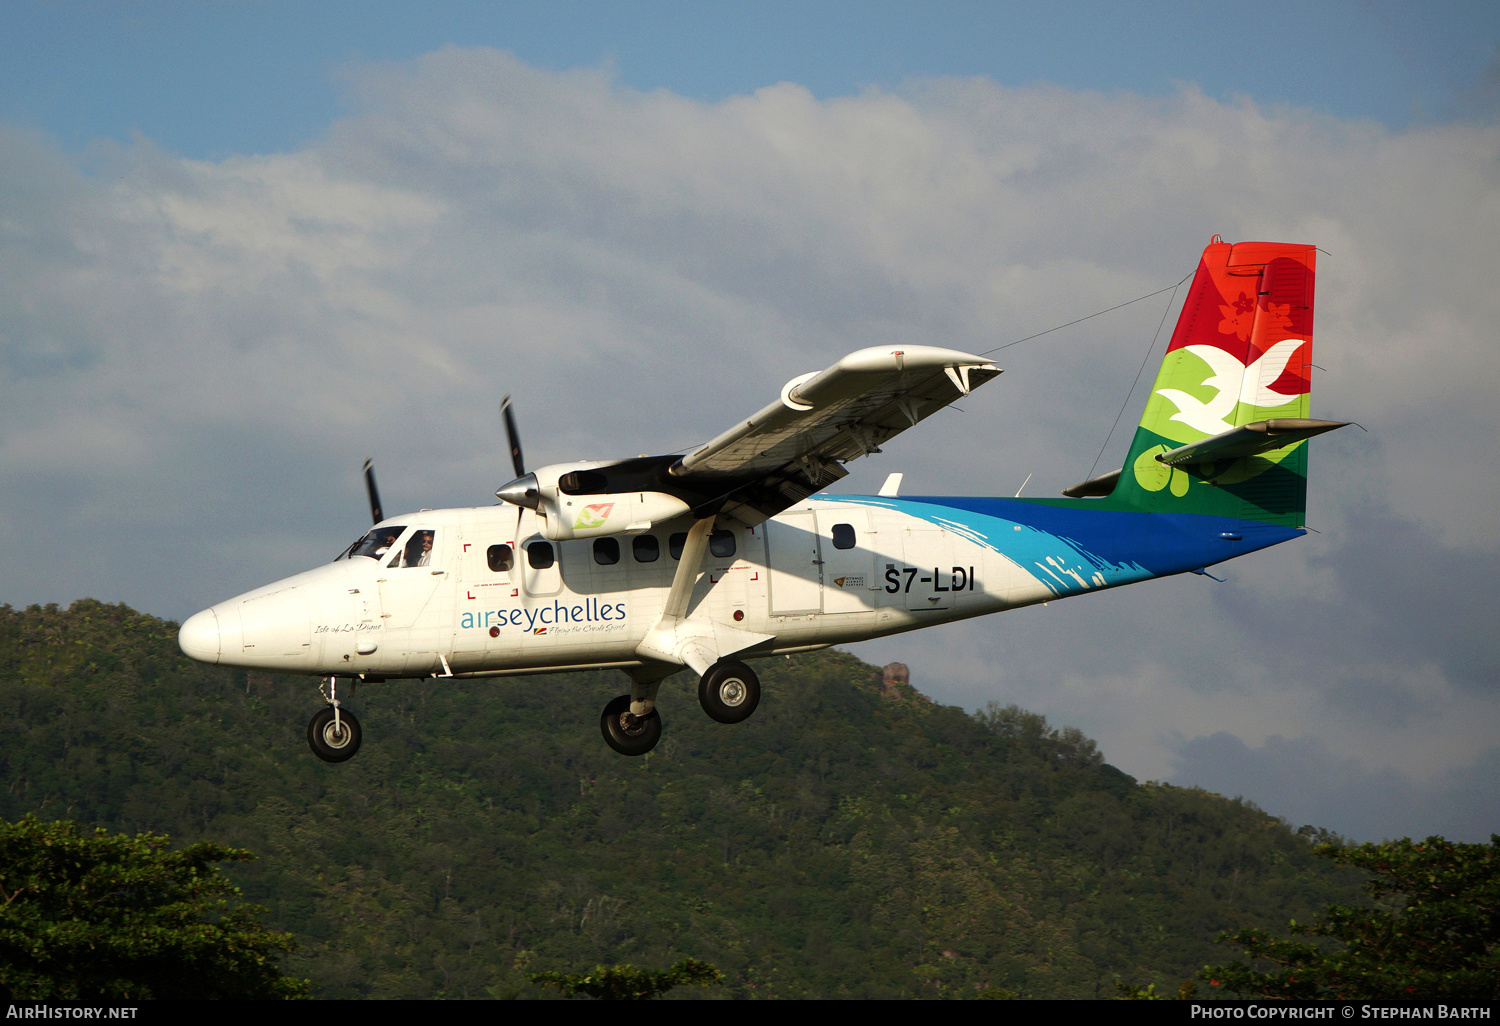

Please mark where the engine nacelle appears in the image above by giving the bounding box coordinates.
[538,489,692,541]
[500,461,694,540]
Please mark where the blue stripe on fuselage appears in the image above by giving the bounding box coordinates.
[819,494,1302,597]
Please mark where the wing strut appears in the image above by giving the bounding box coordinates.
[634,516,774,702]
[662,516,715,624]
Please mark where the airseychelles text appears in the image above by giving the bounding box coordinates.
[460,599,627,633]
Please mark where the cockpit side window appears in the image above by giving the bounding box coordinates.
[400,530,436,568]
[351,526,408,560]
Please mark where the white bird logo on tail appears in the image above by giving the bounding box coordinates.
[1155,339,1307,436]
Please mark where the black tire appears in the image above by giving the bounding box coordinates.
[698,660,761,724]
[307,706,362,763]
[600,694,662,756]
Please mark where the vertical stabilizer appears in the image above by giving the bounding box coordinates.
[1109,238,1319,525]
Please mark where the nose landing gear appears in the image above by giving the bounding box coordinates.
[309,676,362,763]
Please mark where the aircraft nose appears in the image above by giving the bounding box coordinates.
[179,607,221,664]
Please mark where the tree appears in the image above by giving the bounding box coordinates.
[531,958,722,1000]
[1115,979,1198,1000]
[1204,836,1500,999]
[0,816,309,999]
[974,702,1102,767]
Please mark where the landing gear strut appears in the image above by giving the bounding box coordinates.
[600,694,662,756]
[308,676,362,762]
[698,660,761,724]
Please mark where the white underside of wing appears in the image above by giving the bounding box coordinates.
[677,345,1001,478]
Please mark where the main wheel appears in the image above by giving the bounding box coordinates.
[698,660,761,724]
[600,694,662,756]
[307,706,362,763]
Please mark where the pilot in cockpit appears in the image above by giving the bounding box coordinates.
[404,531,434,567]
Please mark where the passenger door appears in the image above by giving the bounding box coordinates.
[766,512,823,615]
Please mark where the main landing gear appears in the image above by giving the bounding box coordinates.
[309,676,362,763]
[600,694,663,756]
[598,659,763,756]
[698,660,761,724]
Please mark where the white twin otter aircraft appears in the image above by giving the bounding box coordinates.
[180,238,1346,762]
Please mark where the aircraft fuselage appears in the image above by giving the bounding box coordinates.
[176,239,1329,762]
[179,494,1299,680]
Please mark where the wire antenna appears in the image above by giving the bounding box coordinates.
[1083,274,1188,482]
[980,275,1191,356]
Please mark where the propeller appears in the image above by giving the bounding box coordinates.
[501,394,525,479]
[362,458,384,524]
[496,396,540,509]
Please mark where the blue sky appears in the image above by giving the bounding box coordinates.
[2,1,1498,843]
[3,1,1496,159]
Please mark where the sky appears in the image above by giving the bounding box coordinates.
[2,1,1498,843]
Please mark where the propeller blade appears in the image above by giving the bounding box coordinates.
[362,458,384,524]
[501,395,525,478]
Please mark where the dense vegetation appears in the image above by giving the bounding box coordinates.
[1206,836,1500,999]
[0,599,1366,998]
[0,816,308,999]
[531,957,723,1000]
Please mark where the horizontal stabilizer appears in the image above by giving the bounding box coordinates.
[1061,469,1121,498]
[1063,420,1346,498]
[1155,418,1349,467]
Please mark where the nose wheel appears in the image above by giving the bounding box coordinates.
[600,694,662,756]
[308,706,362,762]
[308,676,362,762]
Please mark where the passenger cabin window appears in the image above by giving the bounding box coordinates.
[487,544,514,572]
[633,535,659,563]
[831,523,856,550]
[593,537,620,565]
[669,532,687,559]
[709,530,737,558]
[351,526,407,560]
[527,541,555,569]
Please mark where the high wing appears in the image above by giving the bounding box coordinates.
[671,346,1000,527]
[496,345,1001,539]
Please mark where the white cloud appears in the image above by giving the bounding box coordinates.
[2,48,1497,839]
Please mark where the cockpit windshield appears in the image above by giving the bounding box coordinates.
[346,526,408,561]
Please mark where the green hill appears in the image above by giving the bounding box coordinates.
[0,599,1362,998]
